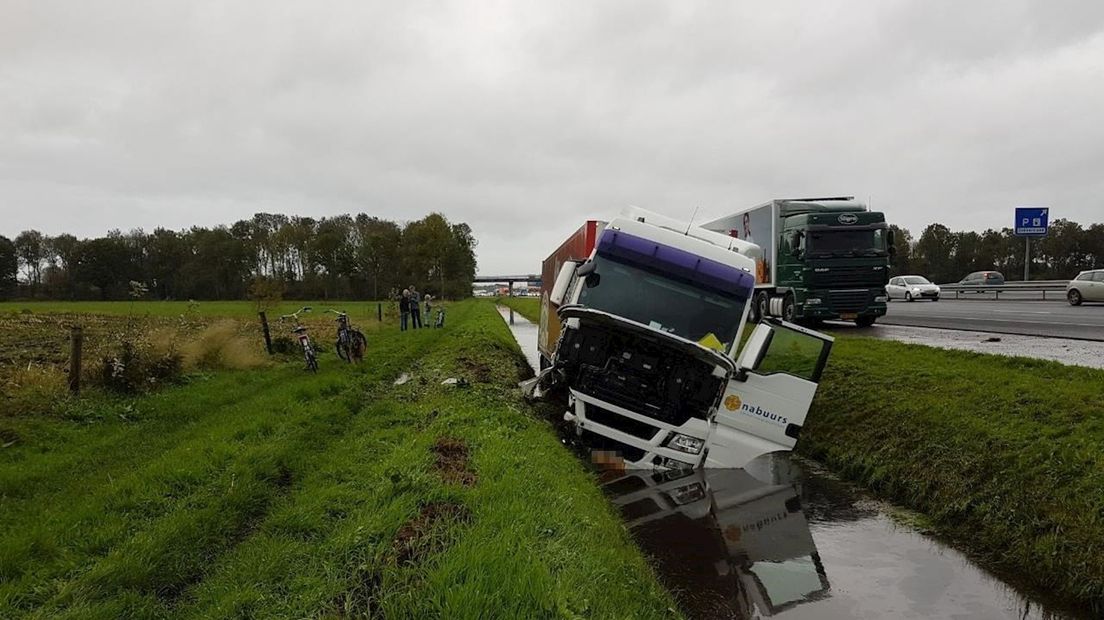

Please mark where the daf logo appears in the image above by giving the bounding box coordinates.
[838,213,859,225]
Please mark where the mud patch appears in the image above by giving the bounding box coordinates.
[392,501,472,565]
[431,437,477,487]
[456,355,492,382]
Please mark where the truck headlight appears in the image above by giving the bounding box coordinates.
[668,482,706,505]
[667,433,704,454]
[805,298,821,305]
[874,295,887,302]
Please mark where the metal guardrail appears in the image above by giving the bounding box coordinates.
[936,280,1068,300]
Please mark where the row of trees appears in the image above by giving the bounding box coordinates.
[0,213,477,301]
[889,219,1104,283]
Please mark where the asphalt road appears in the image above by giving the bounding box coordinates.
[874,297,1104,341]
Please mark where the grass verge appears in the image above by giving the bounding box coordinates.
[0,300,678,619]
[799,336,1104,612]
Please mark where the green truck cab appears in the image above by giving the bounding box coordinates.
[704,197,893,327]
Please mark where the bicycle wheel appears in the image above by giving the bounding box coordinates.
[306,349,319,372]
[336,340,350,362]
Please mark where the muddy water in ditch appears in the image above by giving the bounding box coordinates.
[495,306,1088,620]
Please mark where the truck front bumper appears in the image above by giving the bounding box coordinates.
[798,289,887,320]
[567,390,710,470]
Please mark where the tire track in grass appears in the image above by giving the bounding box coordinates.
[175,302,676,619]
[1,317,448,613]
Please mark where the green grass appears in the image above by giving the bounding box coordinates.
[498,297,540,324]
[0,300,679,619]
[799,336,1104,612]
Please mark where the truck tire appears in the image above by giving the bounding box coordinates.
[782,294,796,322]
[750,291,768,323]
[855,315,876,328]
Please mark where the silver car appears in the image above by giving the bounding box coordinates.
[887,275,941,302]
[1067,270,1104,305]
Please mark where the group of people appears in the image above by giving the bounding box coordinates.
[399,285,442,330]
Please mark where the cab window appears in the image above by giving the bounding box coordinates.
[753,324,831,382]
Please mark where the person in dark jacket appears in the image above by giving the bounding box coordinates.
[409,285,423,329]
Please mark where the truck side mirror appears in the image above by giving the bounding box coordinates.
[549,261,579,306]
[887,229,897,256]
[790,231,802,257]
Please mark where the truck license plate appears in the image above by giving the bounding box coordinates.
[840,313,857,320]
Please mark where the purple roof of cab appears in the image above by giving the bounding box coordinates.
[596,229,755,298]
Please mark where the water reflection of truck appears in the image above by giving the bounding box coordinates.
[533,207,834,470]
[602,467,830,617]
[702,197,893,327]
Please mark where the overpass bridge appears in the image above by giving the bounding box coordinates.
[473,274,542,296]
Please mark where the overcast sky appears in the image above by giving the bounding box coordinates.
[2,1,1103,274]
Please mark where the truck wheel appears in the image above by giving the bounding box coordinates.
[782,294,796,322]
[855,315,876,328]
[750,291,768,323]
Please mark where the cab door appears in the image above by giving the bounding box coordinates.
[705,319,833,469]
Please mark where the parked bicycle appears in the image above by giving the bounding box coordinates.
[280,306,318,372]
[328,309,367,363]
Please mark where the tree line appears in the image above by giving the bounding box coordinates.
[888,219,1104,284]
[0,212,477,301]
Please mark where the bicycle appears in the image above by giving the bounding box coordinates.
[328,309,367,363]
[280,306,318,372]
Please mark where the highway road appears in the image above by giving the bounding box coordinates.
[875,297,1104,341]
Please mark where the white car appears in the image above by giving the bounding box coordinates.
[887,275,940,302]
[1067,270,1104,305]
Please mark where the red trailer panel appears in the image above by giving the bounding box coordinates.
[538,220,603,361]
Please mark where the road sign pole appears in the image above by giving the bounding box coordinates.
[1024,237,1030,282]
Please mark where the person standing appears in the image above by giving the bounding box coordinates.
[409,285,423,329]
[399,289,411,331]
[424,293,433,322]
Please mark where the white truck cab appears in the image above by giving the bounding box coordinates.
[537,207,834,470]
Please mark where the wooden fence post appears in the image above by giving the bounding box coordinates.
[378,302,382,322]
[259,311,273,355]
[69,326,83,395]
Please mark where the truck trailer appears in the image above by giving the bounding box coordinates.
[702,197,893,326]
[532,207,834,470]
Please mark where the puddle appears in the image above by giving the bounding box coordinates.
[496,308,1092,620]
[495,305,541,371]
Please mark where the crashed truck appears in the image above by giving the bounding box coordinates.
[528,207,834,470]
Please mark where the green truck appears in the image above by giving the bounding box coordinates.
[702,197,893,326]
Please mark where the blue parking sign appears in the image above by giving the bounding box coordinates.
[1014,207,1049,237]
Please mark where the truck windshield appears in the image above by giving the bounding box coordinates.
[577,254,747,349]
[807,228,886,257]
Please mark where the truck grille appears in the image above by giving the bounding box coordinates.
[828,289,871,312]
[586,405,661,440]
[811,266,884,288]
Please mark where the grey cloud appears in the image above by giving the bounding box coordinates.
[2,1,1103,275]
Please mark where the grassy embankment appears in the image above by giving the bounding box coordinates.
[801,337,1104,612]
[498,297,540,323]
[0,300,678,619]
